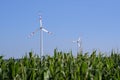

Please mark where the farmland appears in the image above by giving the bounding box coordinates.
[0,49,120,80]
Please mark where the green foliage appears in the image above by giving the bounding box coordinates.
[0,49,120,80]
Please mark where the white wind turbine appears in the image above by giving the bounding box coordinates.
[73,37,82,53]
[28,16,52,57]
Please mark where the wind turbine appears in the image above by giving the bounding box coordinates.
[73,37,82,53]
[28,16,52,57]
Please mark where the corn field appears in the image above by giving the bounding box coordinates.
[0,49,120,80]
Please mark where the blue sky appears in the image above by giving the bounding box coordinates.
[0,0,120,58]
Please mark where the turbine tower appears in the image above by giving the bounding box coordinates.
[28,16,52,57]
[73,37,82,53]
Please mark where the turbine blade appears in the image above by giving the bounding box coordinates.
[77,43,80,47]
[73,41,76,43]
[41,28,48,32]
[42,28,52,34]
[78,37,81,41]
[27,28,40,38]
[40,16,43,27]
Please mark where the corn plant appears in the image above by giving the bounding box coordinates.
[0,49,120,80]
